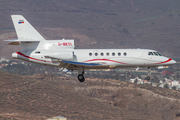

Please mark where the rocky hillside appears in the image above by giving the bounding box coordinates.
[0,71,180,120]
[0,0,180,58]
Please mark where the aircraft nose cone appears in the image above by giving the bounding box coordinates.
[166,58,176,65]
[161,58,176,65]
[171,59,176,64]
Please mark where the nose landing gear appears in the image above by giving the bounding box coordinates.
[146,67,151,80]
[146,76,151,80]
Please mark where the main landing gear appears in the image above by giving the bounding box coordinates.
[77,66,85,82]
[77,74,85,82]
[146,67,151,80]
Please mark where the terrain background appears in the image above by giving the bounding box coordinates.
[0,0,180,120]
[1,71,180,120]
[0,0,180,58]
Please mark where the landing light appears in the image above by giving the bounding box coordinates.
[109,65,116,68]
[158,66,169,69]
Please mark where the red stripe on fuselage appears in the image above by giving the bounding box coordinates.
[154,58,172,64]
[16,52,52,63]
[83,58,172,65]
[83,59,128,65]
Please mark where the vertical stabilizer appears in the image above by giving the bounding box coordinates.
[11,15,45,40]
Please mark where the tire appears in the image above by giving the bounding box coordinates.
[146,76,150,80]
[77,74,85,82]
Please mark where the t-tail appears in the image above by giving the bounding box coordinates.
[5,15,48,53]
[5,15,74,67]
[5,15,45,46]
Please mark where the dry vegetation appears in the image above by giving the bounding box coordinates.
[0,71,180,120]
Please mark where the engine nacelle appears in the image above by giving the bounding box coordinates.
[46,51,74,60]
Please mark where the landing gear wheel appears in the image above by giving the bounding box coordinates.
[146,76,150,81]
[77,74,85,82]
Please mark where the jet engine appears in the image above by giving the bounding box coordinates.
[45,51,74,60]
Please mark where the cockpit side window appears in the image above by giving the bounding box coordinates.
[148,52,153,55]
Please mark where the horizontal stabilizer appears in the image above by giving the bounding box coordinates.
[4,39,40,45]
[5,39,40,42]
[8,42,20,45]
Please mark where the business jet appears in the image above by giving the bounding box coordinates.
[5,15,176,82]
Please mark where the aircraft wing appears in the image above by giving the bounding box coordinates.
[62,60,101,66]
[59,60,102,71]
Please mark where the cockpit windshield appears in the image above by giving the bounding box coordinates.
[157,52,162,56]
[148,52,153,55]
[148,51,162,56]
[153,52,158,56]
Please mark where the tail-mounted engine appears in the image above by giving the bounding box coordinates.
[45,51,74,60]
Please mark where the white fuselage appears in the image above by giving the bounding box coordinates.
[12,40,176,70]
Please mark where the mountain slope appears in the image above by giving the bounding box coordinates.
[0,0,180,58]
[1,71,180,120]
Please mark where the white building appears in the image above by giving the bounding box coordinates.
[129,77,144,84]
[0,58,10,62]
[158,78,180,90]
[47,116,67,120]
[171,80,180,87]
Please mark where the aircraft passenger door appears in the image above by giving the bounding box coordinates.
[93,50,99,58]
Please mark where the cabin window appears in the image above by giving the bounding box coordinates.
[101,53,104,56]
[89,52,92,56]
[35,51,40,54]
[106,52,109,56]
[112,52,115,56]
[118,52,121,56]
[95,53,98,56]
[124,52,127,56]
[148,52,153,55]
